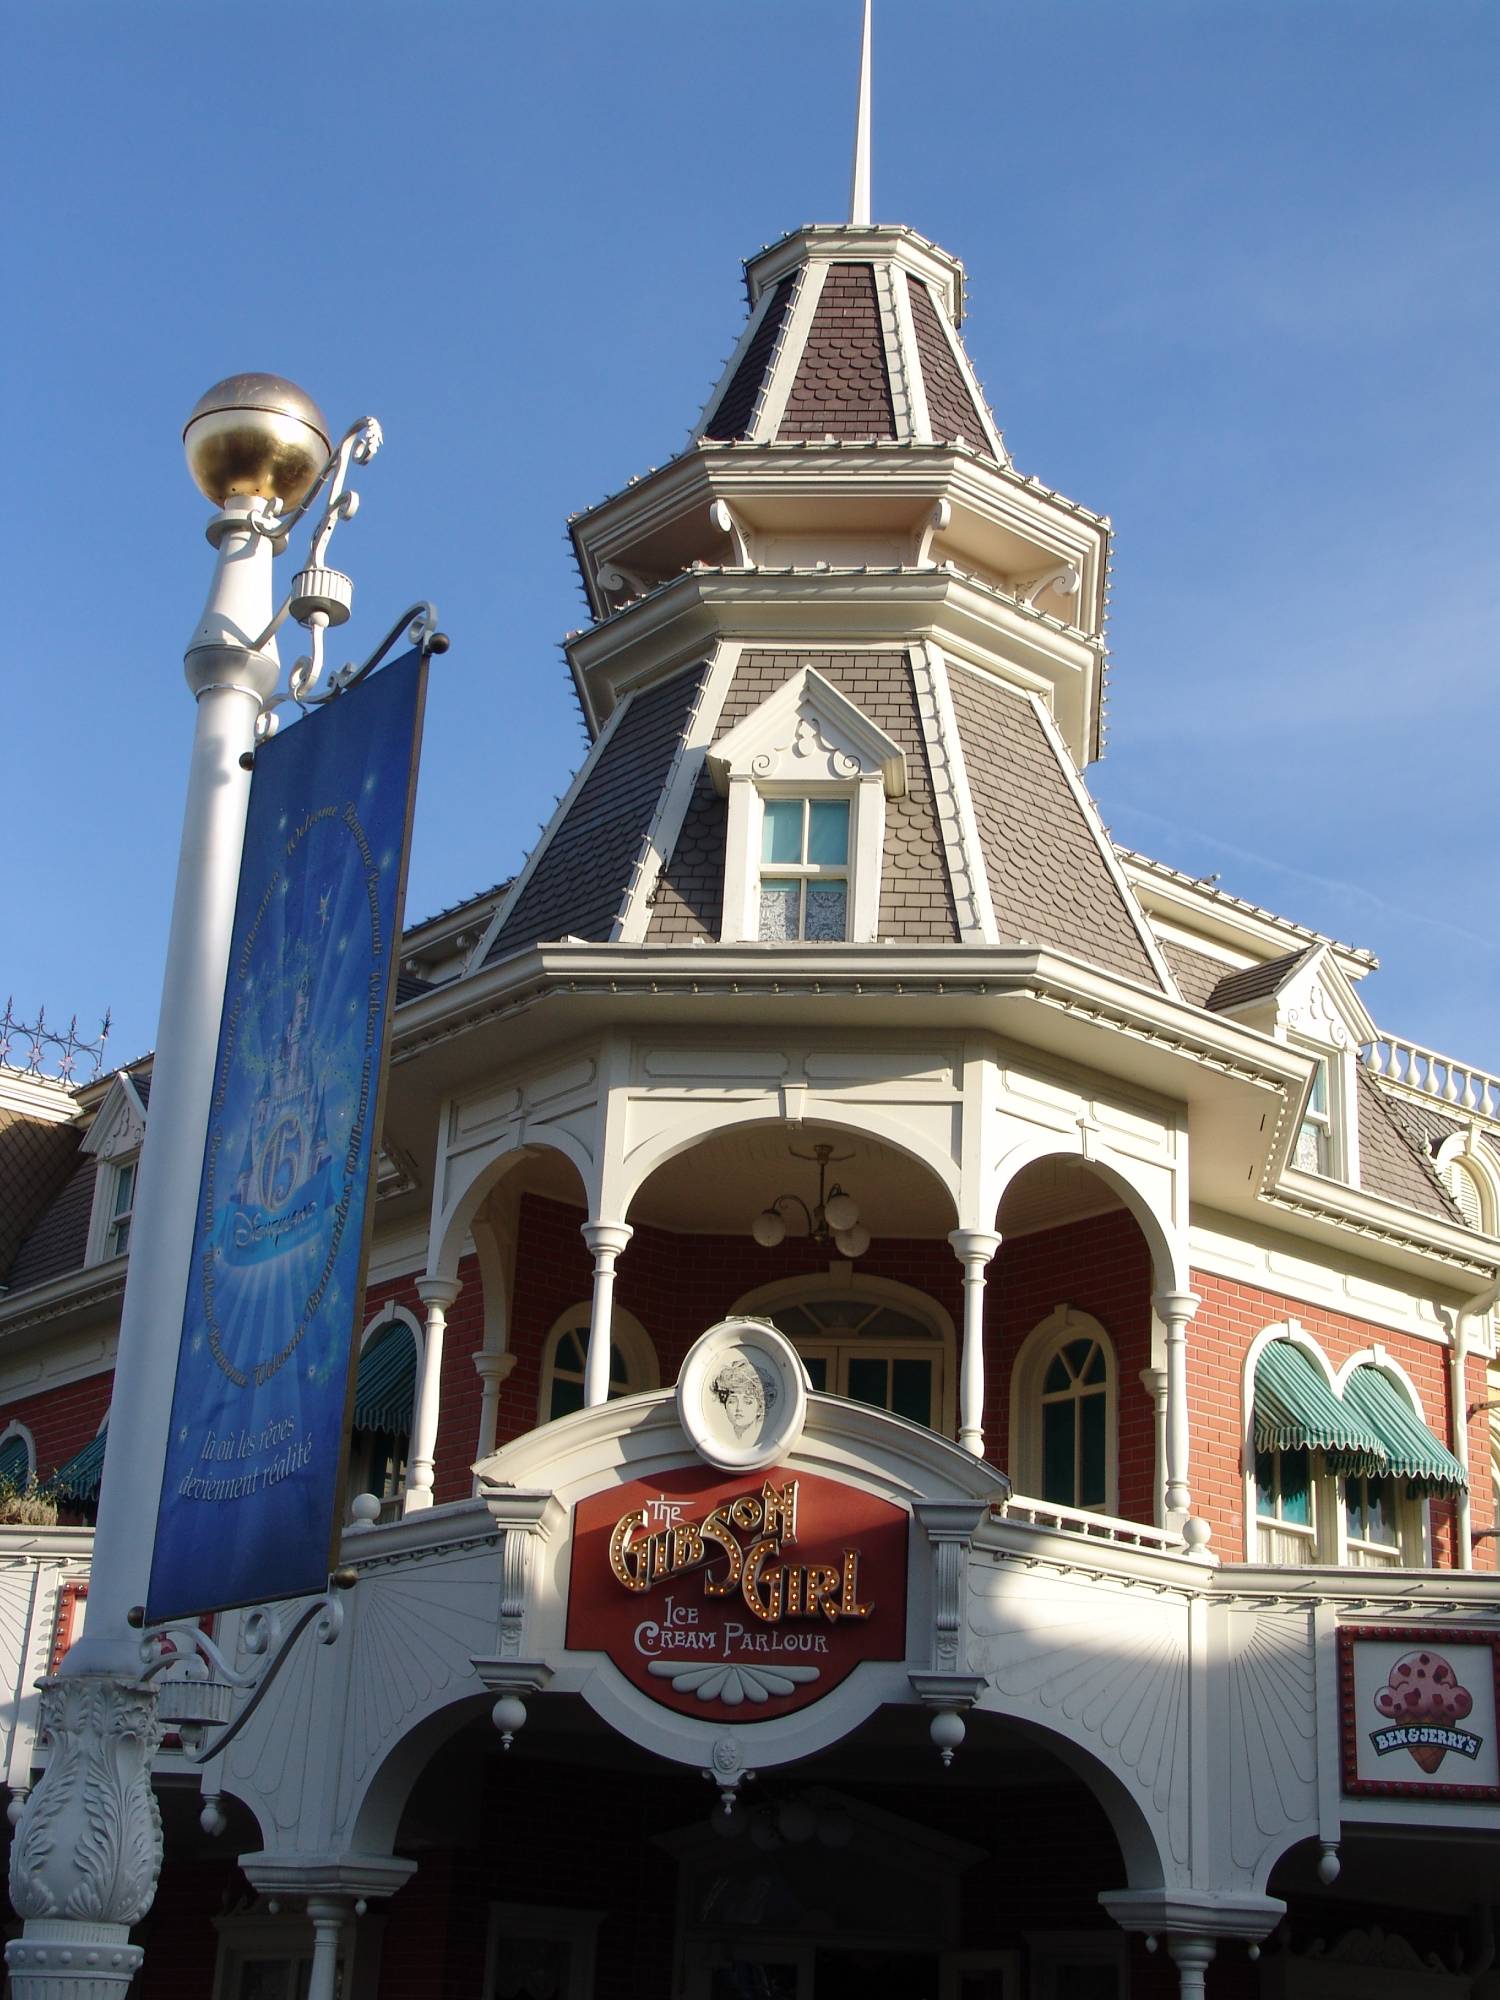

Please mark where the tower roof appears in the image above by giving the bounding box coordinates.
[694,224,1007,462]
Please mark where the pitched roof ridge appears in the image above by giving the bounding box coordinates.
[1205,945,1315,1013]
[1354,1063,1466,1225]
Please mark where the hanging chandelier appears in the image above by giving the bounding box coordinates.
[751,1144,871,1259]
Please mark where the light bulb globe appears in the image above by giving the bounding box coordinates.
[752,1209,788,1248]
[823,1192,859,1232]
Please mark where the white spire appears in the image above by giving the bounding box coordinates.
[848,0,872,226]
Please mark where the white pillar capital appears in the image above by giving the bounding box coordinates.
[416,1274,462,1310]
[581,1219,633,1262]
[948,1228,1002,1267]
[1152,1290,1200,1326]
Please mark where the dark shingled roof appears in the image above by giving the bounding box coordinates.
[1376,1090,1460,1153]
[908,277,993,455]
[703,275,795,441]
[1353,1066,1464,1225]
[649,651,958,945]
[946,668,1164,990]
[484,663,709,965]
[0,1112,83,1286]
[1160,941,1236,1010]
[7,1153,97,1292]
[1205,949,1310,1013]
[777,264,895,442]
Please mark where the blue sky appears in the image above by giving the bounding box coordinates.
[4,0,1496,1073]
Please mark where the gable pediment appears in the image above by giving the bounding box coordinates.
[706,666,906,799]
[80,1072,146,1163]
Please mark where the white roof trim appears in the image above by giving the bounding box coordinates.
[80,1072,146,1162]
[706,665,906,800]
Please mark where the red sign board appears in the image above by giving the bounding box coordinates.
[567,1464,909,1721]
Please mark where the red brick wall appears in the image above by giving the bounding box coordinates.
[0,1367,113,1484]
[1187,1269,1492,1569]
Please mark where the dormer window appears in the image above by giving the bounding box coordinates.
[706,664,906,947]
[758,797,851,941]
[81,1070,148,1266]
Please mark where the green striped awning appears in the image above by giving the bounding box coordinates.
[0,1434,31,1487]
[52,1428,108,1503]
[353,1321,416,1435]
[1253,1342,1385,1477]
[1343,1364,1467,1496]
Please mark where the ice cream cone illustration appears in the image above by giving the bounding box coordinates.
[1374,1650,1473,1775]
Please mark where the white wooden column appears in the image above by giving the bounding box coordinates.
[1154,1290,1200,1523]
[1449,1313,1474,1570]
[1138,1366,1169,1528]
[948,1230,1001,1456]
[581,1221,632,1408]
[305,1899,347,2000]
[406,1275,461,1512]
[1168,1937,1215,1998]
[473,1350,517,1467]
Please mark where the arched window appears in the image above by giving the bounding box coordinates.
[538,1306,658,1424]
[1011,1307,1117,1513]
[347,1307,420,1522]
[0,1424,36,1491]
[1444,1156,1485,1231]
[728,1276,956,1434]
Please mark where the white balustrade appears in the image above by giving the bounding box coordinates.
[1362,1036,1500,1121]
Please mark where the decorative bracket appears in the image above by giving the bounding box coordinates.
[138,1579,352,1765]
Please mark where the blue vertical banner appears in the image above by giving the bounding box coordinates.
[147,649,429,1622]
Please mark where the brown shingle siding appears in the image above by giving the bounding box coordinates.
[909,277,992,454]
[7,1153,97,1292]
[1160,941,1235,1010]
[0,1111,82,1284]
[947,668,1163,989]
[702,276,795,440]
[484,664,708,963]
[1206,949,1308,1013]
[1354,1066,1464,1224]
[777,265,896,442]
[648,651,958,945]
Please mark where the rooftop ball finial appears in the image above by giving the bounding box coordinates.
[183,373,331,508]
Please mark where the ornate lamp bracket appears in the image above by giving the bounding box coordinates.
[137,1579,352,1765]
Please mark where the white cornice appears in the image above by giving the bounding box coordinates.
[1120,850,1377,974]
[0,1069,80,1125]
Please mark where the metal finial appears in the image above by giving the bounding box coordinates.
[849,0,872,226]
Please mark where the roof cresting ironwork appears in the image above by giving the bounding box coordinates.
[0,999,111,1083]
[849,0,873,226]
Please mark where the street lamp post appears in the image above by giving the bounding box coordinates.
[4,378,376,2000]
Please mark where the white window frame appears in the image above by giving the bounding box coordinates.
[1009,1306,1119,1515]
[754,789,857,942]
[729,1272,957,1436]
[482,1903,602,2000]
[707,664,905,946]
[537,1302,658,1424]
[0,1421,37,1487]
[347,1301,423,1522]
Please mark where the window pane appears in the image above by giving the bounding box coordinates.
[891,1358,934,1425]
[1280,1448,1310,1524]
[549,1375,585,1421]
[111,1217,131,1255]
[807,799,850,864]
[1042,1355,1070,1394]
[1042,1399,1075,1505]
[758,880,800,941]
[1254,1450,1277,1519]
[801,1354,828,1391]
[113,1164,135,1217]
[1078,1390,1106,1508]
[559,1327,586,1372]
[804,883,847,942]
[1081,1341,1105,1385]
[863,1308,931,1340]
[1308,1061,1328,1115]
[762,798,803,863]
[1294,1121,1326,1173]
[846,1356,889,1409]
